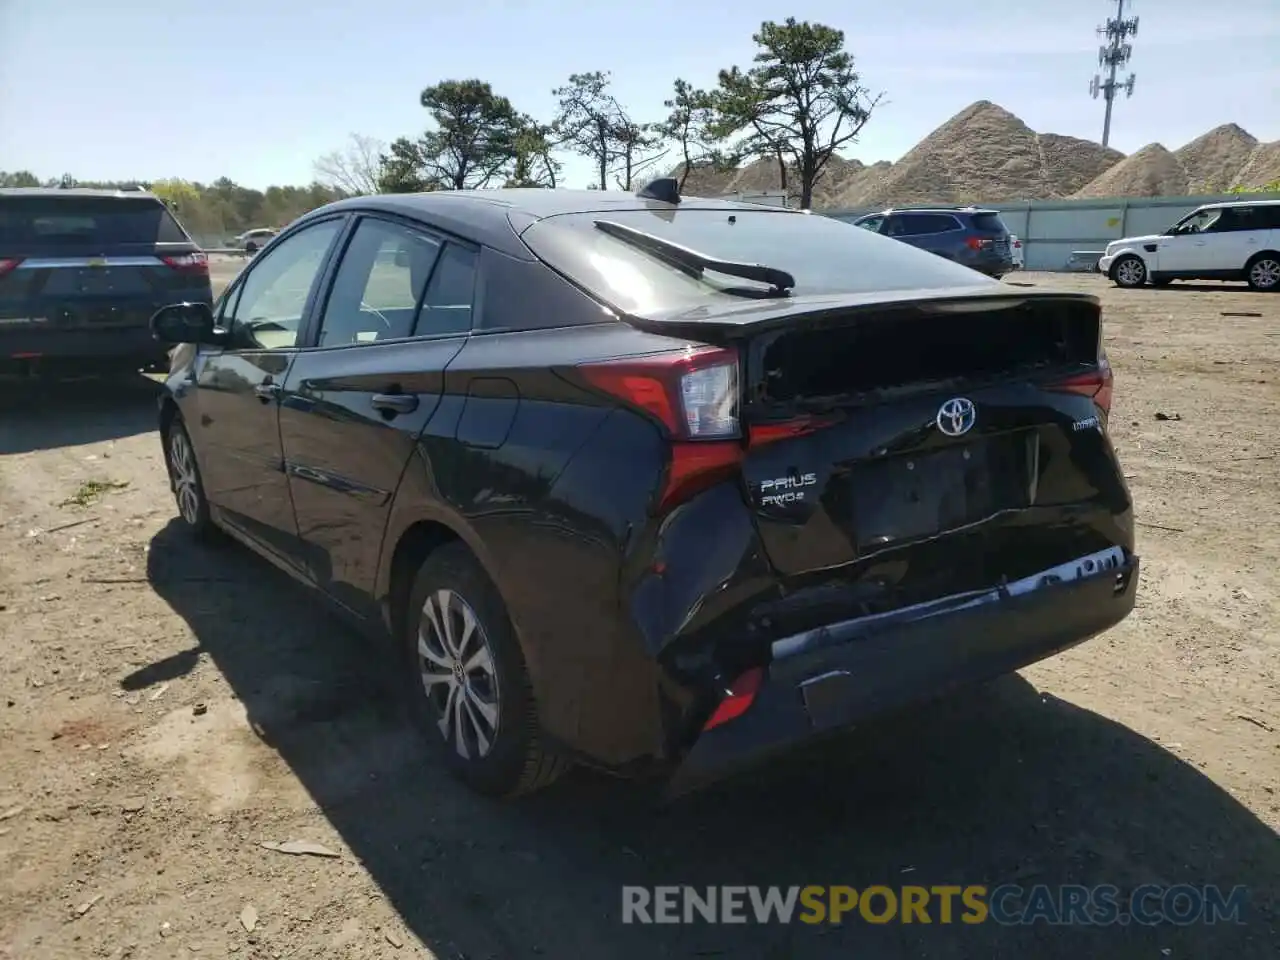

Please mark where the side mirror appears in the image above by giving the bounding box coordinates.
[150,302,220,345]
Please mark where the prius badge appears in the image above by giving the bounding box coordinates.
[936,397,976,437]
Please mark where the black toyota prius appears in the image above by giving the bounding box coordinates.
[148,181,1138,799]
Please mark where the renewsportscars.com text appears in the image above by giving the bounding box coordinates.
[621,884,1248,926]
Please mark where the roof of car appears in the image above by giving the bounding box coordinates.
[1195,198,1280,210]
[303,187,808,258]
[878,207,1000,216]
[0,187,160,199]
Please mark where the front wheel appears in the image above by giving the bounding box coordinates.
[165,418,216,539]
[1246,254,1280,292]
[401,543,569,797]
[1111,255,1147,288]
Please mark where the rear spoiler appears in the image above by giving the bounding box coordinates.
[618,287,1102,344]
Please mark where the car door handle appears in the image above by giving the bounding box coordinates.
[254,382,280,403]
[371,393,418,415]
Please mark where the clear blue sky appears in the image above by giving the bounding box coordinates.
[2,0,1277,190]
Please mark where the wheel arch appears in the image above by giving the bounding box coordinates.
[158,394,179,440]
[1109,251,1148,282]
[378,490,530,635]
[382,517,466,646]
[1245,249,1280,270]
[157,394,181,486]
[378,508,558,725]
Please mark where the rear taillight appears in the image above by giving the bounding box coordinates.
[1050,352,1113,416]
[702,667,764,731]
[0,257,23,278]
[161,251,209,275]
[965,237,993,251]
[1013,239,1022,249]
[579,346,740,439]
[579,346,742,510]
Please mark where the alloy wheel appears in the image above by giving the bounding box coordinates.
[169,428,202,525]
[1249,257,1280,290]
[416,588,501,759]
[1115,258,1146,287]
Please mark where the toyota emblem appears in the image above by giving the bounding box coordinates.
[936,397,977,437]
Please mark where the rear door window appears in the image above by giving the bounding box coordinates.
[913,214,963,234]
[315,217,441,346]
[0,196,189,247]
[414,244,477,337]
[887,214,958,236]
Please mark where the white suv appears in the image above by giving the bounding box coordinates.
[1098,199,1280,291]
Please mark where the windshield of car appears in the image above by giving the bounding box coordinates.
[0,196,189,248]
[520,207,990,315]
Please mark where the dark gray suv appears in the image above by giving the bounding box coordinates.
[0,187,213,377]
[846,207,1015,278]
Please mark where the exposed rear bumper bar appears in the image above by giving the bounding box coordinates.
[665,547,1139,798]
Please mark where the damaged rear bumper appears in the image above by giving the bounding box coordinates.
[665,547,1139,798]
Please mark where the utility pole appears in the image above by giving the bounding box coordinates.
[1089,0,1139,148]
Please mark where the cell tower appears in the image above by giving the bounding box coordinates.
[1089,0,1139,148]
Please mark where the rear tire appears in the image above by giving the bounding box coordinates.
[1246,253,1280,291]
[1111,255,1147,288]
[401,542,569,798]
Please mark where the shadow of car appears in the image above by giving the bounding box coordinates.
[121,519,1279,960]
[0,372,161,454]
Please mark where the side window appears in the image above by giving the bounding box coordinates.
[1220,207,1260,233]
[415,244,477,337]
[224,220,341,350]
[908,214,959,234]
[1257,206,1280,230]
[855,215,885,232]
[885,215,911,237]
[316,218,441,347]
[890,214,934,237]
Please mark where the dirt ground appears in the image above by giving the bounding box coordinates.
[1,270,1277,959]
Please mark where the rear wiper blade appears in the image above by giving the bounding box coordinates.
[593,218,795,294]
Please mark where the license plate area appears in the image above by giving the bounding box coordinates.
[74,269,119,294]
[50,302,146,328]
[848,431,1033,550]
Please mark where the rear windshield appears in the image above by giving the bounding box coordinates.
[0,196,190,247]
[520,208,991,316]
[968,212,1008,234]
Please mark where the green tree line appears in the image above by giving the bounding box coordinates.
[0,169,343,245]
[3,18,887,239]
